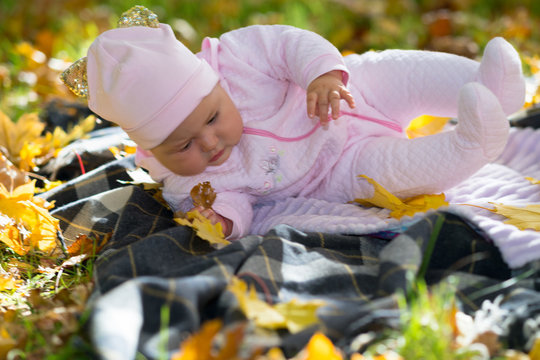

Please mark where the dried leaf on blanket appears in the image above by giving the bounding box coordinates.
[227,277,325,333]
[353,175,448,219]
[526,177,540,185]
[174,210,230,246]
[490,203,540,231]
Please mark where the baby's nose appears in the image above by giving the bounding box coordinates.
[200,131,218,152]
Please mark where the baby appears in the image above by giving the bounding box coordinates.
[62,6,525,239]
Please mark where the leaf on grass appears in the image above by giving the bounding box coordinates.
[0,154,27,191]
[490,203,540,231]
[66,233,110,257]
[0,326,17,360]
[0,110,45,165]
[0,275,21,291]
[353,175,448,219]
[0,180,60,255]
[227,277,325,333]
[175,210,230,247]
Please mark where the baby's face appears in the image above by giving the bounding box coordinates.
[150,83,243,176]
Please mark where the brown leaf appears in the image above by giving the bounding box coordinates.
[66,233,109,257]
[0,153,27,191]
[190,181,216,209]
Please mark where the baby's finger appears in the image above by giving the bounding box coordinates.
[318,98,330,125]
[329,90,341,119]
[307,92,318,118]
[341,88,356,109]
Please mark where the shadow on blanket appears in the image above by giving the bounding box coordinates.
[39,132,540,359]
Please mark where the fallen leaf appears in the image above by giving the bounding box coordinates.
[301,332,343,360]
[0,180,60,254]
[353,175,448,219]
[0,110,45,166]
[526,177,540,185]
[406,115,450,139]
[227,277,324,333]
[0,275,20,291]
[170,319,221,360]
[0,153,27,191]
[66,233,109,257]
[175,210,230,247]
[529,337,540,360]
[0,326,17,360]
[490,203,540,231]
[190,181,217,209]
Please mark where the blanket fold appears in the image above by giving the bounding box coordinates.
[39,126,540,359]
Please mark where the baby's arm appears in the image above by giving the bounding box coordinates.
[218,25,350,91]
[306,70,356,125]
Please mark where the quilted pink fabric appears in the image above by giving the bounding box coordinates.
[136,25,525,239]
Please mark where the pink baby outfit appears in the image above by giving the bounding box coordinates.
[136,25,524,239]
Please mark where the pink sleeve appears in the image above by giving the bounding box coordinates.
[212,191,255,240]
[218,25,349,89]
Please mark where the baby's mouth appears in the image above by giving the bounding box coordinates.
[210,149,225,163]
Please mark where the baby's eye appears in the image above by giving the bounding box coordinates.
[208,113,218,125]
[179,141,192,152]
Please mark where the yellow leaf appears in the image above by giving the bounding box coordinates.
[354,175,404,211]
[526,177,540,185]
[0,275,20,291]
[18,142,43,171]
[172,319,222,360]
[265,348,287,360]
[227,277,286,330]
[529,336,540,360]
[353,175,448,219]
[273,298,326,334]
[227,278,324,333]
[302,332,342,360]
[175,210,230,247]
[0,180,60,254]
[0,326,17,360]
[490,203,540,231]
[406,115,450,139]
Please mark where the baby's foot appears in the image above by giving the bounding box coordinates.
[455,82,509,161]
[477,37,525,115]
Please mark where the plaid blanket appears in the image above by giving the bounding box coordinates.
[40,127,540,359]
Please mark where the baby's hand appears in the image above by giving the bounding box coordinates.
[190,206,233,237]
[306,70,355,126]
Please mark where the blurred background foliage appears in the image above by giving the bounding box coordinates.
[2,0,540,120]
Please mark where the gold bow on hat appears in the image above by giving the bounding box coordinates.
[60,5,160,99]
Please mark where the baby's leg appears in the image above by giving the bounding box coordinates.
[477,37,526,115]
[310,82,508,202]
[358,83,508,199]
[348,37,524,128]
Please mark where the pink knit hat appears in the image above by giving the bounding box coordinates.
[86,23,219,149]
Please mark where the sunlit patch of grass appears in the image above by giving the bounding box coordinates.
[0,244,96,358]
